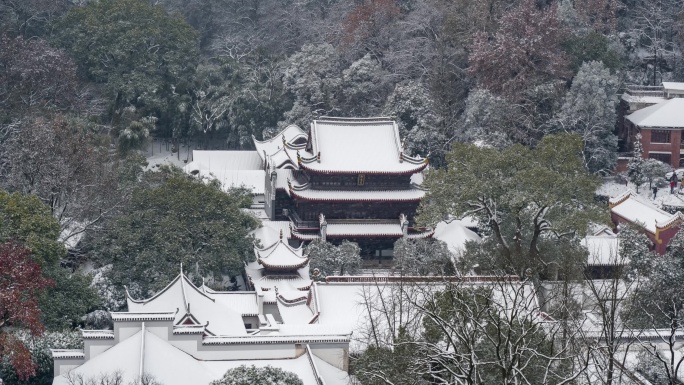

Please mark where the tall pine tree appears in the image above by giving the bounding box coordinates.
[627,134,647,192]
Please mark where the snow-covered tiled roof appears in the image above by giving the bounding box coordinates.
[610,192,675,233]
[299,117,428,175]
[275,168,297,189]
[51,349,85,359]
[582,235,625,266]
[433,220,481,255]
[125,274,247,336]
[254,125,308,162]
[202,333,350,345]
[203,289,259,316]
[621,94,666,105]
[255,238,309,270]
[267,146,298,170]
[172,324,208,335]
[54,329,351,385]
[663,82,684,91]
[183,151,265,194]
[187,150,262,171]
[251,221,293,245]
[81,330,115,339]
[110,312,176,322]
[288,183,426,202]
[277,301,315,324]
[626,98,684,128]
[195,169,266,194]
[245,260,311,303]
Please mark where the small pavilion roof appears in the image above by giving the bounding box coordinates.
[432,220,482,255]
[255,236,309,271]
[250,220,293,246]
[297,117,428,175]
[626,98,684,128]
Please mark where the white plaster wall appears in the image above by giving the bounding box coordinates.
[146,324,172,341]
[84,340,115,360]
[54,359,85,377]
[193,343,296,360]
[114,323,141,342]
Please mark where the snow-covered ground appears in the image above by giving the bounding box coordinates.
[598,180,684,209]
[143,139,195,170]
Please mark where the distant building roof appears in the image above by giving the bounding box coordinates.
[625,98,684,128]
[255,237,309,271]
[582,235,624,266]
[662,82,684,91]
[183,151,265,194]
[432,220,482,255]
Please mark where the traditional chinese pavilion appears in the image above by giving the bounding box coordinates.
[609,191,684,254]
[254,117,434,258]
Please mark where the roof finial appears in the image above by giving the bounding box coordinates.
[180,262,183,276]
[280,229,283,240]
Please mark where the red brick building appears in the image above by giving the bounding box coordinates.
[625,98,684,168]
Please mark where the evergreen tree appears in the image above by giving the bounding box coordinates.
[554,61,619,174]
[392,238,453,276]
[89,167,258,308]
[419,134,604,279]
[628,134,647,192]
[642,158,670,190]
[210,365,303,385]
[306,240,361,278]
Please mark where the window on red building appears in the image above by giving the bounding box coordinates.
[651,130,671,143]
[649,152,672,164]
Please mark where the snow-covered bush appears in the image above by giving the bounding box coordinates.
[210,365,303,385]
